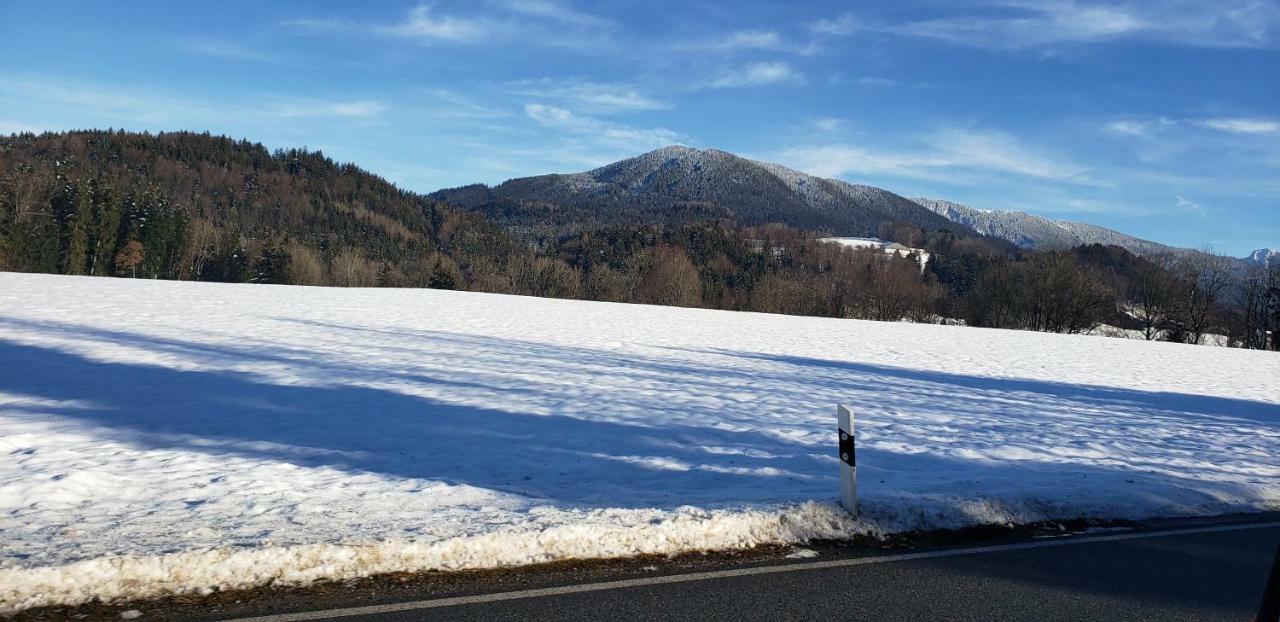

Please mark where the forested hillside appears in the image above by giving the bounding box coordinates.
[0,130,528,288]
[1,130,1275,349]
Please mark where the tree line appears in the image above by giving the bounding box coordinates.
[2,130,1276,350]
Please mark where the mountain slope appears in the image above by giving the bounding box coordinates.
[431,146,983,241]
[912,197,1182,257]
[1246,248,1279,267]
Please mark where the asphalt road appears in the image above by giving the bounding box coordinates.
[226,520,1280,622]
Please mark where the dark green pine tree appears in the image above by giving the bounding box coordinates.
[427,256,459,290]
[252,243,292,284]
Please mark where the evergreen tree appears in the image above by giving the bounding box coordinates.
[252,243,291,284]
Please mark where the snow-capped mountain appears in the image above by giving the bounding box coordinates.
[431,145,977,241]
[433,145,1255,262]
[1246,248,1279,267]
[912,197,1182,257]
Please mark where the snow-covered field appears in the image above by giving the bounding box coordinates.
[2,272,1279,611]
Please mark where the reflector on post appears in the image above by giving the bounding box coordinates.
[837,404,857,516]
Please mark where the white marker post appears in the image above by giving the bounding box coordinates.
[837,405,857,516]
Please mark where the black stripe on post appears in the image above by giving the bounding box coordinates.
[838,428,855,467]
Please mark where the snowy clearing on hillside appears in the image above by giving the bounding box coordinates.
[2,272,1279,611]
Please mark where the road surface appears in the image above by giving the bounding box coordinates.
[212,519,1280,622]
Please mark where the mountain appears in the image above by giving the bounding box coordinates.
[1246,248,1279,267]
[911,197,1182,257]
[431,145,987,242]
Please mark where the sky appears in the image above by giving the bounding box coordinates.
[0,1,1277,255]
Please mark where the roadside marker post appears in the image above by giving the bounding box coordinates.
[837,405,857,516]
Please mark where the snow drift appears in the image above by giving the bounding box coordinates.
[1,272,1278,611]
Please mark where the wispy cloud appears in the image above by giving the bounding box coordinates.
[524,103,684,152]
[678,29,818,55]
[1174,194,1205,214]
[508,79,669,114]
[811,2,1279,50]
[1197,117,1280,136]
[0,74,387,125]
[262,99,387,118]
[773,128,1091,184]
[0,120,43,135]
[708,61,804,88]
[502,0,613,28]
[809,117,845,132]
[1105,119,1156,137]
[179,39,286,65]
[419,89,509,120]
[284,3,612,49]
[0,74,191,123]
[928,128,1092,182]
[376,5,490,42]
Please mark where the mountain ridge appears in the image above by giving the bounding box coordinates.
[429,145,993,245]
[432,145,1267,262]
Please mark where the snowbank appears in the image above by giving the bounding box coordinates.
[1,272,1277,611]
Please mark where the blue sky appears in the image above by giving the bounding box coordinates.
[1,1,1277,255]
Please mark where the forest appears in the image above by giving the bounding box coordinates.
[2,130,1277,349]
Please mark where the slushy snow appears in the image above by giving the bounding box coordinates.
[1,272,1278,611]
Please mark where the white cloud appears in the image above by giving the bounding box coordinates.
[285,3,612,49]
[809,14,861,37]
[0,74,386,125]
[772,144,955,181]
[180,39,285,65]
[420,89,509,119]
[378,5,490,42]
[1197,117,1280,136]
[812,2,1279,50]
[927,128,1091,182]
[524,103,683,152]
[0,120,43,135]
[772,128,1091,184]
[710,29,784,50]
[810,118,844,132]
[708,62,804,88]
[0,75,192,123]
[503,0,612,28]
[508,79,669,114]
[1174,194,1205,213]
[675,28,821,55]
[1106,119,1154,137]
[262,99,387,118]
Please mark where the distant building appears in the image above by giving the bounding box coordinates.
[818,237,931,271]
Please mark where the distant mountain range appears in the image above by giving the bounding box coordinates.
[434,145,1268,263]
[909,198,1180,256]
[910,198,1278,268]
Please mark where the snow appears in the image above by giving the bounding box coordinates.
[819,237,931,270]
[2,272,1279,611]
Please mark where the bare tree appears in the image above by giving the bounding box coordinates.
[1166,251,1233,344]
[331,249,375,287]
[1231,262,1280,349]
[583,265,629,302]
[1127,259,1175,340]
[114,240,144,278]
[1020,253,1114,334]
[633,246,702,308]
[183,218,219,280]
[286,243,326,286]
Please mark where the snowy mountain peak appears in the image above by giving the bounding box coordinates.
[1246,248,1279,266]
